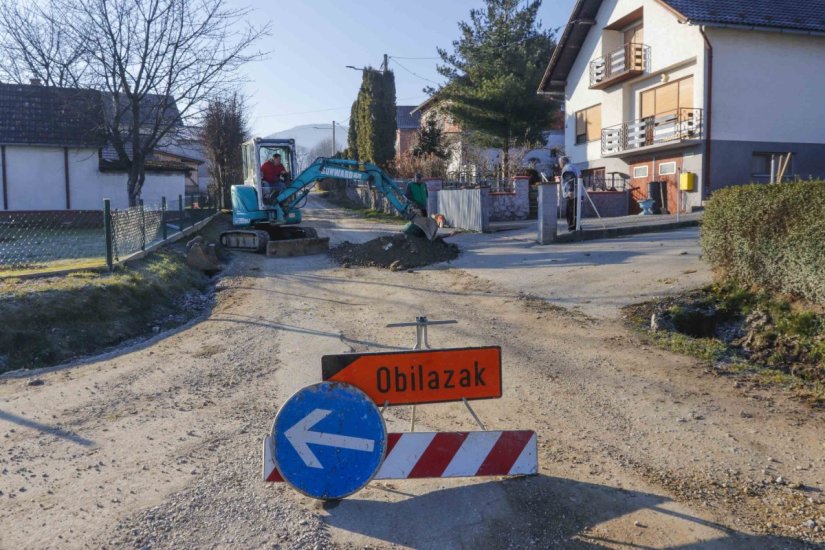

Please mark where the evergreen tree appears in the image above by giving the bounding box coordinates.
[413,117,447,159]
[347,100,359,160]
[353,68,397,168]
[432,0,557,178]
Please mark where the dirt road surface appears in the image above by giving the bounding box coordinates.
[1,197,823,549]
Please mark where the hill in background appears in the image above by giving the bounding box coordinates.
[266,123,348,154]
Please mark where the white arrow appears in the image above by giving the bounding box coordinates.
[284,409,376,469]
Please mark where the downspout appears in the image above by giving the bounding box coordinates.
[700,26,713,198]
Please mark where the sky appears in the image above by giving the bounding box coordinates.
[227,0,577,136]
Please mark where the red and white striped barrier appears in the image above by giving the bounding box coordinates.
[375,430,537,479]
[262,436,284,482]
[263,430,537,482]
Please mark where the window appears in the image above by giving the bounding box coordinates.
[752,154,771,176]
[633,165,649,179]
[641,76,693,119]
[658,162,676,175]
[575,104,602,144]
[582,168,606,190]
[752,153,792,179]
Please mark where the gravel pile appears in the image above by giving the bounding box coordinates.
[331,234,459,270]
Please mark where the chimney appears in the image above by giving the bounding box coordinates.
[29,78,42,86]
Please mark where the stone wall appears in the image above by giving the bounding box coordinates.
[489,177,530,222]
[345,183,403,216]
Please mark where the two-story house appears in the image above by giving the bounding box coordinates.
[538,0,825,214]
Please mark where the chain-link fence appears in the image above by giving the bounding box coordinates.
[0,211,106,274]
[110,202,166,261]
[0,196,217,277]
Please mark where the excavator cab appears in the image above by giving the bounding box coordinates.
[241,138,298,211]
[225,137,328,256]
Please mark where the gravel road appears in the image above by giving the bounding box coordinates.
[1,197,822,549]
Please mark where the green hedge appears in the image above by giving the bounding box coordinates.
[701,181,825,304]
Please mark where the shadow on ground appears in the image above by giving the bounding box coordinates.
[322,475,809,549]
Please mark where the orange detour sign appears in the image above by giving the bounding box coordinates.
[321,347,502,406]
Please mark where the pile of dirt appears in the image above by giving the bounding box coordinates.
[330,234,459,270]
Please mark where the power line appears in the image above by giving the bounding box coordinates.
[389,55,440,60]
[257,95,427,119]
[390,58,442,85]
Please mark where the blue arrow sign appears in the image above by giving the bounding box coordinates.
[272,382,387,499]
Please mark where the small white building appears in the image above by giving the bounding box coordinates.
[0,82,187,211]
[538,0,825,214]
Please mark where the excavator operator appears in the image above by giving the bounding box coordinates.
[261,153,289,204]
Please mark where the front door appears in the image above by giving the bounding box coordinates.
[629,155,684,214]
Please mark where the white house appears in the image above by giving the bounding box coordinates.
[538,0,825,214]
[0,82,187,211]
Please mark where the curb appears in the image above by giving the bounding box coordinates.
[553,219,701,243]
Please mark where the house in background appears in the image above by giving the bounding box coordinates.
[395,105,421,159]
[412,95,564,180]
[539,0,825,214]
[154,126,214,205]
[0,81,189,211]
[411,96,465,175]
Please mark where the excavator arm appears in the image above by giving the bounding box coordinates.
[273,158,437,239]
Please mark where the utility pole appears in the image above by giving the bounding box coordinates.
[313,122,338,157]
[382,54,388,73]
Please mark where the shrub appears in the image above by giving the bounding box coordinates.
[392,152,447,179]
[701,181,825,304]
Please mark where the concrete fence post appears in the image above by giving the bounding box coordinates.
[537,182,559,244]
[103,198,113,270]
[139,198,146,251]
[161,196,168,240]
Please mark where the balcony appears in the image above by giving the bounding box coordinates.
[589,43,650,89]
[601,108,704,157]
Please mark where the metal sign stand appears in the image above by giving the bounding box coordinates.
[386,316,487,432]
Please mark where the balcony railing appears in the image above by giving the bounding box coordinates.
[601,108,704,156]
[590,43,650,89]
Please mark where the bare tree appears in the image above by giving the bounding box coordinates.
[202,93,249,210]
[0,0,268,206]
[307,137,335,162]
[0,0,87,86]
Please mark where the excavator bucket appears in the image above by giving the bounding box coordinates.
[409,215,439,241]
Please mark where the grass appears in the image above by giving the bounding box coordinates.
[0,248,210,373]
[0,257,107,278]
[647,330,729,363]
[625,283,825,407]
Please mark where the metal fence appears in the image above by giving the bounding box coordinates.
[0,195,217,276]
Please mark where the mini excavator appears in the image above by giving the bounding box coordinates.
[220,138,438,257]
